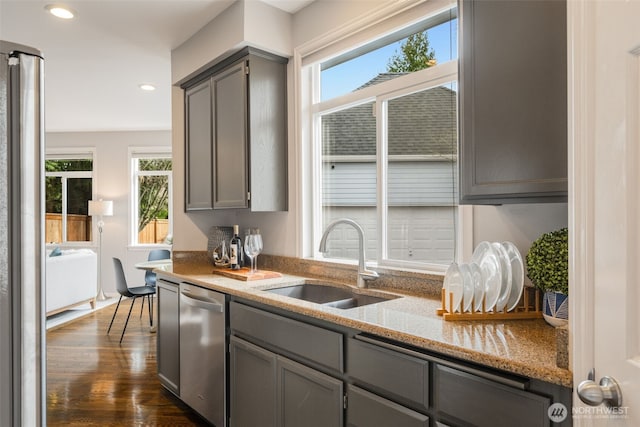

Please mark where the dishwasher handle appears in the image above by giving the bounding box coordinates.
[180,290,224,312]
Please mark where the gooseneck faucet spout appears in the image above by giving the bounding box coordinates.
[318,218,379,288]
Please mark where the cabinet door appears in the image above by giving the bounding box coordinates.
[184,79,213,210]
[229,336,277,427]
[347,337,428,412]
[212,60,248,209]
[157,278,180,396]
[347,385,428,427]
[278,356,343,427]
[459,0,567,204]
[433,364,550,427]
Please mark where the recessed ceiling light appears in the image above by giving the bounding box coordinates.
[139,84,156,91]
[45,4,76,20]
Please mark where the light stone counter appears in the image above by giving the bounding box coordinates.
[162,252,572,388]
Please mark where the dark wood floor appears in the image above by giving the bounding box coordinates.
[46,298,209,426]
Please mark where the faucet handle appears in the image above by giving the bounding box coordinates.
[359,270,379,281]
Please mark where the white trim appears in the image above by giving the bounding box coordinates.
[299,0,455,66]
[44,148,96,245]
[568,0,595,424]
[296,0,464,270]
[127,147,173,246]
[323,154,455,163]
[312,60,458,115]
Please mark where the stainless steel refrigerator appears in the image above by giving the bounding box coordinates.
[0,40,45,427]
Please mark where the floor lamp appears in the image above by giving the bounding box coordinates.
[89,199,113,301]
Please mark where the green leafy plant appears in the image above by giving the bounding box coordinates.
[526,227,569,295]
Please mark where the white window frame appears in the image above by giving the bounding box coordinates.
[45,149,96,246]
[129,147,173,247]
[296,0,472,274]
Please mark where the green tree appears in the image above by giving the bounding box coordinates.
[45,159,93,214]
[138,159,171,232]
[387,31,437,72]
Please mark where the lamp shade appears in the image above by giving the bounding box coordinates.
[88,200,113,217]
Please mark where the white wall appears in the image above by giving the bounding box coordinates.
[472,203,568,277]
[170,0,295,255]
[46,130,172,295]
[170,0,568,264]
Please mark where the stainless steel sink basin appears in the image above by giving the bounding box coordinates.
[265,283,397,309]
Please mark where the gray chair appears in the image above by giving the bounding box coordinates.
[139,249,171,318]
[107,257,156,343]
[145,249,171,287]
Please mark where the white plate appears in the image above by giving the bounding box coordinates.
[471,242,502,311]
[492,242,512,312]
[469,262,484,312]
[443,262,463,313]
[502,241,525,312]
[459,263,474,312]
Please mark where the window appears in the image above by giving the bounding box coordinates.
[45,154,94,244]
[131,150,172,245]
[304,5,460,272]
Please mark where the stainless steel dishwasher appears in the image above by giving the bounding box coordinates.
[179,283,226,426]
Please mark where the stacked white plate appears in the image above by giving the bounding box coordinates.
[443,241,524,313]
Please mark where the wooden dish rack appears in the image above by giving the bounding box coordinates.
[437,286,543,321]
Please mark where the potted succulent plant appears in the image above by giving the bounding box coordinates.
[526,227,568,327]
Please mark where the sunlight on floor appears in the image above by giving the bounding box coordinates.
[46,296,119,330]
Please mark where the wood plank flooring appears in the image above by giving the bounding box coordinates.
[46,297,209,426]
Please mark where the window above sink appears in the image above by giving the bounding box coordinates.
[298,2,468,275]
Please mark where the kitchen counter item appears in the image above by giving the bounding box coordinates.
[211,266,282,281]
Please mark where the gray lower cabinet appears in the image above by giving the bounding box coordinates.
[156,277,180,396]
[348,335,570,427]
[433,364,551,427]
[182,46,287,212]
[226,301,571,427]
[347,385,428,427]
[459,0,567,204]
[229,335,342,427]
[278,356,343,427]
[229,336,276,427]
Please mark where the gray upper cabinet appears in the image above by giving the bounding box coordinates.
[185,79,213,211]
[182,47,288,212]
[459,0,567,204]
[212,61,249,209]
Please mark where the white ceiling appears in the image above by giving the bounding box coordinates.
[0,0,313,133]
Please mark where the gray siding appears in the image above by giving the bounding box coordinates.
[322,206,455,264]
[323,161,458,207]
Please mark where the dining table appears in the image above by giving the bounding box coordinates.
[133,258,172,332]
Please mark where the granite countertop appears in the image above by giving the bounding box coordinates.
[161,255,572,388]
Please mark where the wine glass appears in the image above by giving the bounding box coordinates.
[252,229,263,271]
[243,230,263,274]
[244,234,255,273]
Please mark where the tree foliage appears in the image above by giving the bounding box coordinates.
[138,159,171,232]
[45,159,93,214]
[387,31,437,73]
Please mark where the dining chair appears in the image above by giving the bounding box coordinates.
[139,249,171,318]
[107,257,156,344]
[145,249,171,287]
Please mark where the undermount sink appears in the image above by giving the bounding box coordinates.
[265,283,398,309]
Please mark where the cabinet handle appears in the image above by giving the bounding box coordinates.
[180,291,224,312]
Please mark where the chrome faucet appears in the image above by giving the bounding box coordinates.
[318,218,379,288]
